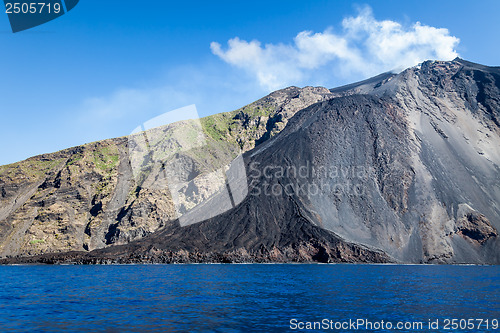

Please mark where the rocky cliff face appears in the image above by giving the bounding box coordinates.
[1,58,499,264]
[0,86,334,258]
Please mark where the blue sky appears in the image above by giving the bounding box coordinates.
[1,0,499,165]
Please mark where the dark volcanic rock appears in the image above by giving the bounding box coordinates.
[1,58,499,264]
[0,87,334,259]
[457,211,498,244]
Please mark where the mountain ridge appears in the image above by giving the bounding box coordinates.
[1,58,499,264]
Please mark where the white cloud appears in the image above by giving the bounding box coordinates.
[211,6,460,90]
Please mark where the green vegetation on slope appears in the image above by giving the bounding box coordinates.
[200,111,239,142]
[200,103,276,151]
[0,157,65,181]
[93,146,119,172]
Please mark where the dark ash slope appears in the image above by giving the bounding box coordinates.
[1,59,499,264]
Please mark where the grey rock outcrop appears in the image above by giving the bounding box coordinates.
[1,58,499,264]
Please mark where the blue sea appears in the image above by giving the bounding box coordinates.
[0,264,498,332]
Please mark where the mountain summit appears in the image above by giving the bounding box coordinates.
[1,59,499,264]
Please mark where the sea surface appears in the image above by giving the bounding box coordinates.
[0,264,498,332]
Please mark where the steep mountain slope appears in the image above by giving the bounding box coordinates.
[0,86,335,258]
[1,58,499,264]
